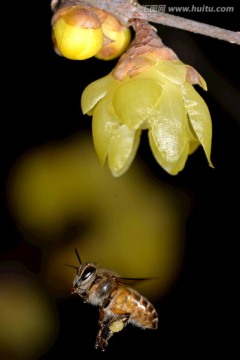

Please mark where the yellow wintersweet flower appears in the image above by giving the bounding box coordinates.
[82,55,213,177]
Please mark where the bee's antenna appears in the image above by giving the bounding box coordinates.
[75,248,82,265]
[65,264,79,270]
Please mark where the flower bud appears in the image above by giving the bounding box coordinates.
[52,6,104,60]
[94,10,131,61]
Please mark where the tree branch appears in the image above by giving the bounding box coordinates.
[52,0,240,45]
[134,6,240,45]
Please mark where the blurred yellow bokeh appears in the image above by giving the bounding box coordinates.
[8,134,189,300]
[0,266,58,359]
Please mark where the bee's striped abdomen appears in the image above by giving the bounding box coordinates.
[111,287,158,329]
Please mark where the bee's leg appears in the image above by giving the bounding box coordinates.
[95,308,112,351]
[95,320,113,351]
[72,290,88,303]
[95,312,130,351]
[79,293,88,303]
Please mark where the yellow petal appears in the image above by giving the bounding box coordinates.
[187,125,200,154]
[133,67,166,86]
[149,132,189,175]
[181,84,213,167]
[108,126,141,177]
[149,83,188,163]
[81,74,117,114]
[92,97,119,166]
[112,78,162,129]
[189,140,200,154]
[153,60,207,89]
[154,60,188,85]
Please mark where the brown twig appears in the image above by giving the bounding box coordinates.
[51,0,240,45]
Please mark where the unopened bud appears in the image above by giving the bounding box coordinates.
[52,6,104,60]
[94,10,131,61]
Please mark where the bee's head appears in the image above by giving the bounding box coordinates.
[69,249,97,295]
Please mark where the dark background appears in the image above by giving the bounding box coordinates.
[2,0,240,358]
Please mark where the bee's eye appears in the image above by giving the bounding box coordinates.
[82,266,95,281]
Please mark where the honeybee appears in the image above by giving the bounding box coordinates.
[69,249,158,351]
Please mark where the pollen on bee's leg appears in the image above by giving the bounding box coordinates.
[109,320,125,333]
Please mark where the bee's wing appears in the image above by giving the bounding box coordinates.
[111,276,156,286]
